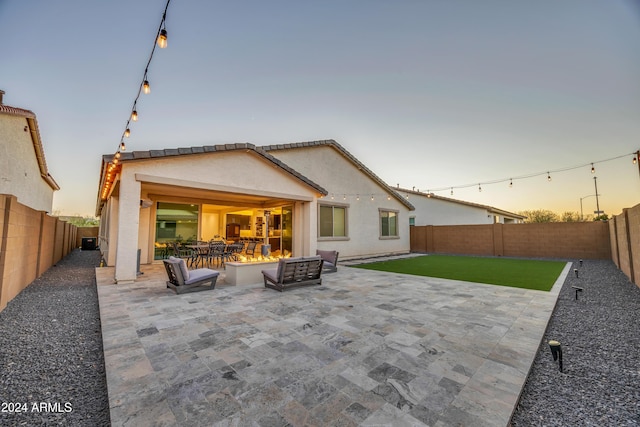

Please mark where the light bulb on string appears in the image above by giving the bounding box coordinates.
[634,156,637,165]
[143,80,151,94]
[343,194,346,201]
[157,29,167,48]
[370,195,374,201]
[114,151,121,159]
[356,195,360,201]
[547,172,552,182]
[120,141,126,151]
[131,110,138,121]
[450,188,453,196]
[124,128,130,138]
[387,195,391,201]
[509,178,513,188]
[591,163,595,173]
[478,184,482,192]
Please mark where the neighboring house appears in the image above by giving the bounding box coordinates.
[0,90,60,211]
[395,188,525,226]
[96,140,414,283]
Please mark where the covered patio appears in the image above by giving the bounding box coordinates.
[97,144,326,284]
[96,258,568,426]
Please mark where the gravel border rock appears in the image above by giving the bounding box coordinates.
[510,259,640,426]
[0,249,110,426]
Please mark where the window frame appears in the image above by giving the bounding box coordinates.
[318,202,350,241]
[379,208,400,239]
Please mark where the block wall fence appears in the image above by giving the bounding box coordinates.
[0,194,99,311]
[411,205,640,288]
[609,203,640,287]
[410,222,611,259]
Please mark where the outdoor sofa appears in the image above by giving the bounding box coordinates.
[261,255,324,291]
[316,249,339,273]
[163,256,219,294]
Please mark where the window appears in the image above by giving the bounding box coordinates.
[380,210,398,237]
[409,217,415,226]
[319,205,347,238]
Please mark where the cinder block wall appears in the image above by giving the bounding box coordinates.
[0,195,77,312]
[610,204,640,287]
[411,222,611,260]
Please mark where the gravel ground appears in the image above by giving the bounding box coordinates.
[1,251,638,426]
[510,259,640,426]
[0,249,109,427]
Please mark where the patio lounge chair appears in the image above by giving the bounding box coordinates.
[316,249,339,273]
[261,256,323,292]
[163,256,219,294]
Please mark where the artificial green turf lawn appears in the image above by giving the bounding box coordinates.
[353,255,566,291]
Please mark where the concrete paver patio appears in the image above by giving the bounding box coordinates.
[96,259,569,426]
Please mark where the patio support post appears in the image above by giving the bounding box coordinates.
[114,174,141,284]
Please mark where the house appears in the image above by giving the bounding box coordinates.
[395,187,525,225]
[0,90,60,211]
[96,140,414,283]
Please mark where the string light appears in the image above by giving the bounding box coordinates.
[100,0,172,201]
[450,187,453,196]
[370,195,374,201]
[412,150,636,197]
[157,29,168,48]
[591,163,595,173]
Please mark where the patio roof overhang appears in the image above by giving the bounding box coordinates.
[136,174,316,209]
[95,143,328,216]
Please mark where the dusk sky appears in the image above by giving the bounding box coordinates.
[1,0,639,218]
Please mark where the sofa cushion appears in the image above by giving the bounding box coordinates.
[169,256,189,281]
[261,268,279,284]
[184,268,218,285]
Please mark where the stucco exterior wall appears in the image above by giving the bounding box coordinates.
[403,194,494,225]
[132,151,318,200]
[269,145,411,259]
[0,114,54,212]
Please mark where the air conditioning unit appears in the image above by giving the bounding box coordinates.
[140,198,153,208]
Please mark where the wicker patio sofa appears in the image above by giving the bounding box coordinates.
[163,256,219,294]
[261,256,324,292]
